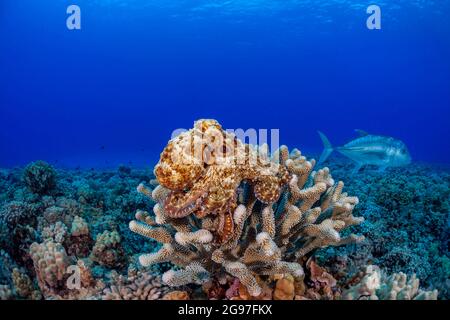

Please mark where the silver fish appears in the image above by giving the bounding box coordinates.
[318,130,411,174]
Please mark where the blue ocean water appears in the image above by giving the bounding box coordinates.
[1,0,449,168]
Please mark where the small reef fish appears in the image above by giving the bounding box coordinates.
[318,130,411,174]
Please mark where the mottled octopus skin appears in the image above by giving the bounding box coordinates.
[154,119,291,241]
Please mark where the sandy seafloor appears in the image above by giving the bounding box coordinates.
[0,156,448,300]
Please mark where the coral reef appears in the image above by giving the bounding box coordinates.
[0,162,167,300]
[129,119,365,297]
[0,121,446,300]
[316,157,449,298]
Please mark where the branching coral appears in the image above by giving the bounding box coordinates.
[42,222,68,243]
[37,205,72,232]
[129,119,365,297]
[12,268,40,299]
[0,285,13,300]
[342,265,438,300]
[0,201,34,227]
[90,230,125,268]
[29,241,104,300]
[65,216,93,257]
[70,216,89,237]
[23,161,56,195]
[0,201,38,263]
[12,268,33,298]
[0,250,16,284]
[29,241,70,295]
[102,269,170,300]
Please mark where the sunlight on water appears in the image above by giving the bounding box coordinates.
[83,0,449,30]
[87,0,448,12]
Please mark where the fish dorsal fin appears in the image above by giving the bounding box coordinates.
[355,129,369,137]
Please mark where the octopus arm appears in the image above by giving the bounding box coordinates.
[164,188,208,218]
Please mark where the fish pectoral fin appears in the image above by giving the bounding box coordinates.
[354,129,369,137]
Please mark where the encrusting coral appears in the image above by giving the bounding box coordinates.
[162,290,190,300]
[273,275,295,300]
[301,258,339,300]
[129,119,365,297]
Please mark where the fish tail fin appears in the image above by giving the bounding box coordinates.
[317,131,333,165]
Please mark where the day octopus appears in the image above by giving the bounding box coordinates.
[154,119,291,243]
